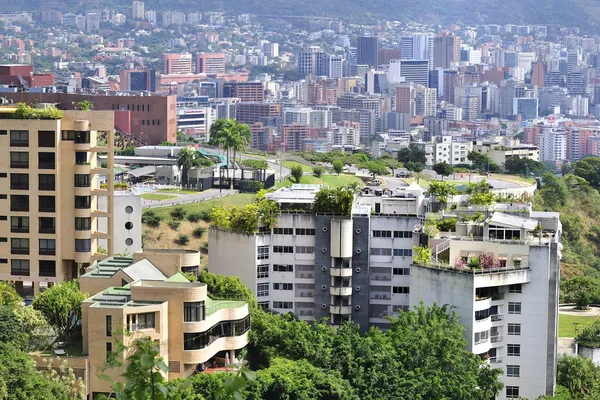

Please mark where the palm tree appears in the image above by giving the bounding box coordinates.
[230,123,252,188]
[209,118,235,184]
[176,148,198,188]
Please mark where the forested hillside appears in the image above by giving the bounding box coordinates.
[6,0,600,30]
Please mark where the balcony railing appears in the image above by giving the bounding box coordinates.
[10,162,29,169]
[39,249,56,256]
[475,338,490,345]
[489,356,502,364]
[491,293,505,300]
[11,248,30,255]
[491,335,503,343]
[491,314,503,322]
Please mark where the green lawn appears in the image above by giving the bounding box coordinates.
[282,160,314,173]
[276,173,363,189]
[141,193,178,201]
[559,314,599,337]
[157,188,201,194]
[149,193,256,219]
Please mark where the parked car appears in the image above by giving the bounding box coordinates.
[396,172,410,178]
[368,180,381,186]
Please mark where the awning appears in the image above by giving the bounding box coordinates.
[468,251,482,258]
[498,254,508,261]
[512,255,522,261]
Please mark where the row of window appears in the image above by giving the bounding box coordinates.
[183,316,251,350]
[11,216,56,234]
[10,152,55,169]
[273,227,316,236]
[273,246,315,254]
[371,248,413,257]
[9,238,56,255]
[372,230,413,238]
[6,173,56,190]
[8,130,56,148]
[392,286,410,294]
[111,103,151,112]
[9,259,56,277]
[273,283,293,290]
[7,195,93,212]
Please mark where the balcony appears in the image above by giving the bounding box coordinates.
[39,228,56,234]
[491,335,503,344]
[330,267,353,277]
[475,296,492,312]
[489,356,502,364]
[11,227,29,234]
[474,316,492,332]
[39,249,56,256]
[491,314,503,322]
[10,140,29,147]
[330,286,352,296]
[330,305,352,314]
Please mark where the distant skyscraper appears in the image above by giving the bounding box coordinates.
[357,36,378,68]
[196,53,226,74]
[434,33,461,69]
[297,47,327,76]
[377,48,401,67]
[400,34,434,70]
[400,59,429,87]
[132,1,145,20]
[120,69,156,92]
[85,11,100,32]
[161,53,192,74]
[144,10,156,24]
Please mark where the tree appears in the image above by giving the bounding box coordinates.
[32,280,85,344]
[198,270,257,308]
[313,166,324,178]
[77,100,92,110]
[332,159,344,175]
[229,122,252,188]
[176,148,212,189]
[209,119,251,188]
[0,304,51,351]
[360,160,389,177]
[428,180,458,208]
[504,156,546,176]
[466,180,495,206]
[290,165,303,183]
[574,156,600,190]
[562,276,598,310]
[381,157,402,176]
[467,151,500,173]
[539,173,568,209]
[555,355,600,398]
[313,186,355,216]
[433,162,454,180]
[397,143,426,164]
[405,161,424,173]
[0,282,21,307]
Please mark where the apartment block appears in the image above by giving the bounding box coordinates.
[161,53,193,75]
[0,107,115,295]
[196,53,226,74]
[235,102,281,125]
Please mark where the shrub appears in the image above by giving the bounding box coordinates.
[12,103,63,120]
[187,212,203,222]
[243,180,264,193]
[168,220,181,230]
[142,210,162,227]
[199,210,211,222]
[436,218,458,232]
[177,234,189,245]
[193,227,206,238]
[170,207,186,220]
[313,166,324,178]
[291,165,303,183]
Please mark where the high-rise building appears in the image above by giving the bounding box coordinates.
[538,129,567,162]
[377,48,401,67]
[326,55,345,79]
[0,107,117,295]
[132,1,145,20]
[434,33,461,69]
[400,59,429,86]
[400,34,434,70]
[223,82,265,102]
[196,53,226,74]
[513,98,539,120]
[144,10,156,24]
[161,53,193,74]
[297,47,327,76]
[85,11,100,32]
[357,36,378,68]
[235,102,281,125]
[119,69,156,92]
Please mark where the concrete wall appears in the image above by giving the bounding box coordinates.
[208,228,258,294]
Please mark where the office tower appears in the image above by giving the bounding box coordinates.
[513,98,539,120]
[443,71,460,103]
[357,36,378,68]
[235,103,281,125]
[434,33,461,69]
[297,47,327,76]
[161,53,192,74]
[85,11,100,32]
[196,53,226,74]
[395,84,412,115]
[281,124,310,151]
[531,63,545,88]
[566,95,589,117]
[366,70,388,94]
[538,129,567,162]
[144,10,156,24]
[566,71,587,96]
[387,59,403,83]
[400,60,429,86]
[162,11,185,27]
[413,86,437,117]
[400,34,435,69]
[455,86,483,120]
[132,1,144,20]
[223,82,265,102]
[263,43,279,58]
[119,69,156,92]
[0,107,116,295]
[378,48,401,67]
[382,112,410,131]
[283,107,312,126]
[504,51,517,68]
[332,108,376,143]
[326,55,345,78]
[567,51,581,73]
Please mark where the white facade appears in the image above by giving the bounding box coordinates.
[98,192,142,255]
[176,107,215,141]
[433,136,473,165]
[538,129,567,162]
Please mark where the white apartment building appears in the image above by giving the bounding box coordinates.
[208,183,560,400]
[538,129,567,162]
[331,125,361,147]
[430,135,473,165]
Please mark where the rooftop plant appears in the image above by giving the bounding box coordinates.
[10,102,63,120]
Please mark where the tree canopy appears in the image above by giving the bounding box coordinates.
[397,144,427,164]
[573,156,600,190]
[313,185,355,216]
[433,162,454,180]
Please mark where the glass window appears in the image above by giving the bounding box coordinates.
[39,260,56,277]
[508,284,522,293]
[184,302,205,322]
[372,248,392,256]
[373,230,392,238]
[137,313,155,329]
[62,131,75,141]
[508,302,522,314]
[11,216,29,233]
[75,196,91,209]
[74,174,91,187]
[10,130,28,146]
[506,365,520,378]
[295,228,315,235]
[38,152,56,169]
[393,268,410,275]
[39,196,56,212]
[38,131,56,147]
[75,217,92,231]
[106,315,112,337]
[257,245,269,260]
[273,246,294,253]
[506,386,519,399]
[11,238,29,255]
[39,174,55,190]
[394,231,413,238]
[507,344,521,357]
[11,259,30,276]
[273,264,293,272]
[106,342,112,361]
[257,283,269,297]
[393,248,413,257]
[508,323,521,336]
[10,195,28,211]
[183,316,250,350]
[10,173,28,190]
[74,131,90,144]
[39,239,56,255]
[39,217,56,234]
[392,286,410,294]
[257,264,269,279]
[273,283,293,290]
[10,152,29,168]
[75,239,91,253]
[296,246,315,254]
[273,227,293,235]
[273,301,294,309]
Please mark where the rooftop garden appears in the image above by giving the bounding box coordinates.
[576,320,600,348]
[210,190,280,235]
[0,102,64,120]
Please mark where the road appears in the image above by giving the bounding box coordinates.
[141,189,238,209]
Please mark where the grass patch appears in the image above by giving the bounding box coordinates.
[149,193,256,220]
[282,160,314,173]
[275,173,363,189]
[559,313,599,337]
[141,193,178,201]
[490,174,536,185]
[157,188,200,194]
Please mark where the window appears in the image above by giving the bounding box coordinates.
[183,316,251,350]
[273,301,293,309]
[74,174,91,187]
[508,302,522,315]
[273,264,294,272]
[508,323,521,336]
[39,239,56,255]
[296,246,315,254]
[11,260,29,276]
[10,173,28,190]
[393,286,410,294]
[39,196,56,212]
[75,152,88,164]
[11,216,29,233]
[38,131,56,147]
[39,174,55,190]
[507,344,521,357]
[373,230,392,238]
[506,386,520,399]
[393,268,410,275]
[507,365,520,378]
[393,248,412,257]
[137,313,155,329]
[75,196,91,209]
[106,342,112,361]
[0,130,5,135]
[11,195,28,211]
[184,302,205,322]
[75,239,91,253]
[257,283,269,297]
[106,316,112,337]
[75,217,91,231]
[11,238,29,255]
[74,131,90,144]
[0,173,5,178]
[394,231,413,238]
[371,248,392,256]
[273,246,294,253]
[258,301,269,310]
[62,130,75,141]
[257,245,269,260]
[257,264,269,279]
[10,152,28,168]
[10,130,28,146]
[273,227,293,235]
[38,152,56,169]
[508,284,522,293]
[295,228,315,235]
[273,283,293,290]
[39,217,56,234]
[39,260,56,277]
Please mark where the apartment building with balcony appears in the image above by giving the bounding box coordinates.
[410,211,561,399]
[0,107,115,295]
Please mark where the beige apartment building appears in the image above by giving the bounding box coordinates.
[0,106,115,295]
